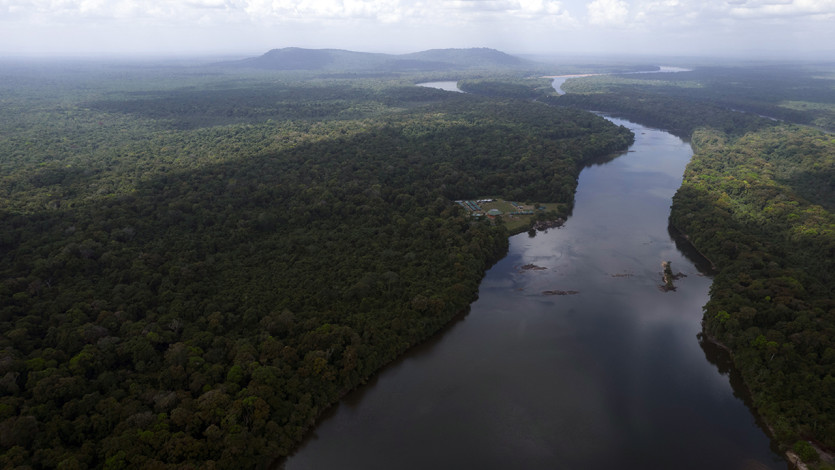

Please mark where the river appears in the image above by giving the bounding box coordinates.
[416,81,464,93]
[548,66,693,95]
[281,101,786,469]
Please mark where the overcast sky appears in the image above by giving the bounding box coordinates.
[1,0,834,58]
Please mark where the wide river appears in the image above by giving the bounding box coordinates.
[282,109,787,469]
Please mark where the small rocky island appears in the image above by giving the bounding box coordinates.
[660,261,686,291]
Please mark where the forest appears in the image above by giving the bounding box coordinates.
[672,126,835,459]
[4,54,833,468]
[555,65,835,133]
[0,62,632,468]
[552,65,835,466]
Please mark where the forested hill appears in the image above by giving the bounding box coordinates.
[400,48,529,68]
[0,66,632,468]
[551,66,835,466]
[228,48,391,71]
[222,47,534,72]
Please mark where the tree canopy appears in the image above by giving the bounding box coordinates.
[0,63,632,468]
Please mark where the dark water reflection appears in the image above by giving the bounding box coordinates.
[282,118,787,470]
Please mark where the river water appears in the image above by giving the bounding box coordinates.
[416,81,464,93]
[282,113,786,469]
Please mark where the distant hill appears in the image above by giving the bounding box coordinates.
[400,48,528,68]
[220,47,535,72]
[232,47,390,71]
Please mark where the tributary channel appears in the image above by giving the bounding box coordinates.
[282,93,786,469]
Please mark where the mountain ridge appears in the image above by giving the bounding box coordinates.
[219,47,535,71]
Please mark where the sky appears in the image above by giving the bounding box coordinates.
[1,0,834,58]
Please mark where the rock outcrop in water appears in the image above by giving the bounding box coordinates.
[660,261,686,291]
[532,218,565,231]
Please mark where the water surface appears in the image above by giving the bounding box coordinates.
[282,117,785,470]
[549,66,693,95]
[415,81,464,93]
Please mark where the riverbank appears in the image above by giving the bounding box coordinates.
[668,223,718,272]
[282,111,784,470]
[553,71,832,466]
[543,73,601,95]
[675,148,833,469]
[699,332,832,469]
[667,124,835,468]
[454,197,570,235]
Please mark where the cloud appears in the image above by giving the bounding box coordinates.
[185,0,229,8]
[0,0,578,25]
[515,0,569,18]
[724,0,835,19]
[0,0,833,56]
[2,0,834,28]
[626,0,835,33]
[587,0,629,25]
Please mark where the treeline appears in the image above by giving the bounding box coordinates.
[555,67,835,464]
[549,89,773,138]
[458,77,554,101]
[85,81,463,130]
[0,67,632,468]
[671,125,835,460]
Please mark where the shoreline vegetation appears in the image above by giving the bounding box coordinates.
[453,197,568,235]
[701,326,833,470]
[671,127,835,469]
[668,223,719,272]
[552,68,835,468]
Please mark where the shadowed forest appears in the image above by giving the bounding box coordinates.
[0,57,631,468]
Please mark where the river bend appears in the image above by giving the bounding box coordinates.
[282,115,785,470]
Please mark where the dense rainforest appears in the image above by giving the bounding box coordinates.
[0,62,632,468]
[554,65,835,134]
[673,127,835,461]
[553,66,835,466]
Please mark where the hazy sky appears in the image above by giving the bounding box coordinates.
[1,0,834,58]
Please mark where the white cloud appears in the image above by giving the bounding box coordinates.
[515,0,568,17]
[631,0,835,24]
[626,0,835,34]
[0,0,578,24]
[186,0,229,8]
[587,0,629,25]
[2,0,834,26]
[725,0,835,19]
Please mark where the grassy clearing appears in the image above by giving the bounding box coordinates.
[457,198,569,234]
